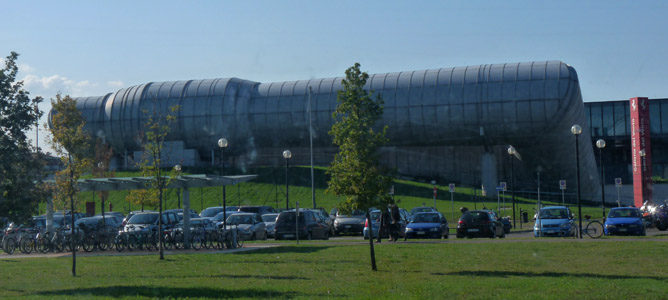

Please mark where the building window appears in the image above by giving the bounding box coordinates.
[590,103,602,137]
[650,102,661,134]
[602,103,614,137]
[614,102,626,136]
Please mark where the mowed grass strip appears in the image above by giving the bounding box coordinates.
[1,241,667,299]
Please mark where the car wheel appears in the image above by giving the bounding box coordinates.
[657,222,668,231]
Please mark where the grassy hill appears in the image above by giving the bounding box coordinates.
[40,165,607,223]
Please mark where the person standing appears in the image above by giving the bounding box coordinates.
[378,207,391,243]
[390,204,401,242]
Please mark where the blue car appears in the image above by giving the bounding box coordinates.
[534,206,575,237]
[605,207,646,236]
[405,212,449,239]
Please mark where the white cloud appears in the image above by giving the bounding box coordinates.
[18,63,35,73]
[21,74,99,97]
[107,80,124,88]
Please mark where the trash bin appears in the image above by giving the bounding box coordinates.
[521,211,529,223]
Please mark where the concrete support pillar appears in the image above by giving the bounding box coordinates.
[481,152,498,198]
[46,197,54,233]
[183,188,191,249]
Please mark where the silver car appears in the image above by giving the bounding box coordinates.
[262,213,279,238]
[226,213,267,240]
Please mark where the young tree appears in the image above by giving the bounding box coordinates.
[92,140,115,225]
[327,63,393,271]
[0,52,46,224]
[48,93,92,276]
[134,101,180,260]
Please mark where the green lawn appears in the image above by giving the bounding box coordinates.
[1,240,667,299]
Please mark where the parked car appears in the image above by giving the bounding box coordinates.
[362,210,383,240]
[165,209,199,222]
[211,211,239,228]
[121,210,156,227]
[262,213,279,238]
[200,207,227,218]
[405,212,449,239]
[275,210,330,240]
[333,209,366,236]
[238,206,275,215]
[313,209,335,236]
[225,213,267,240]
[93,214,124,230]
[605,207,646,236]
[123,211,179,233]
[533,206,575,237]
[409,206,438,220]
[456,210,505,238]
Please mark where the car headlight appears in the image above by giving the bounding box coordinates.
[405,228,413,232]
[430,228,439,232]
[605,224,616,229]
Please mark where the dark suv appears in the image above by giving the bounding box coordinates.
[456,210,505,238]
[275,210,329,240]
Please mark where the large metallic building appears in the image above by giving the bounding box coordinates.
[66,61,601,201]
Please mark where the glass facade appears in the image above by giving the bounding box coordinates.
[586,98,668,181]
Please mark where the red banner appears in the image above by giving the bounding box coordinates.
[630,97,652,207]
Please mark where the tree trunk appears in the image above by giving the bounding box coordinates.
[366,211,377,271]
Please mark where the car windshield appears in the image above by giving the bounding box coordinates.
[128,214,158,224]
[262,214,278,222]
[200,208,224,218]
[609,209,641,218]
[278,212,305,223]
[227,215,254,225]
[411,207,434,214]
[412,213,440,223]
[539,209,569,219]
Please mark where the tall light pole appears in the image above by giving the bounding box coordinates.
[431,180,437,209]
[596,139,606,218]
[98,162,106,227]
[283,150,292,210]
[507,145,521,228]
[218,138,228,229]
[571,124,583,239]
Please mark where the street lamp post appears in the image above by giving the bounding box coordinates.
[596,139,607,218]
[98,162,106,227]
[218,138,228,229]
[572,124,583,239]
[431,180,437,209]
[283,150,292,210]
[507,145,519,228]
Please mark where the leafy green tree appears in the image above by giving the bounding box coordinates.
[0,52,46,223]
[48,94,92,211]
[48,93,92,277]
[133,101,180,260]
[327,63,393,213]
[327,63,393,271]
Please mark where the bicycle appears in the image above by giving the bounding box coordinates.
[1,228,18,255]
[574,215,604,239]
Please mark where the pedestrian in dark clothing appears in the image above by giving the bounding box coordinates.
[378,208,391,243]
[390,204,401,242]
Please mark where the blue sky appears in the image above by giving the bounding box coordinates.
[2,1,667,151]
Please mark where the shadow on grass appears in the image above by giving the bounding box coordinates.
[434,270,668,281]
[133,273,308,280]
[36,286,311,299]
[233,245,331,255]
